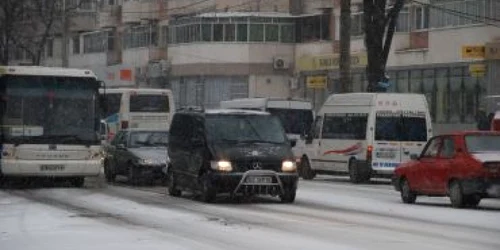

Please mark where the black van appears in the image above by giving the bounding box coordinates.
[167,108,299,203]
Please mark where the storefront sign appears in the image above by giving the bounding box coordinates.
[461,45,486,59]
[306,76,327,89]
[297,52,368,72]
[469,63,486,77]
[486,42,500,60]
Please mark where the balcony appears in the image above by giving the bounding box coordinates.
[122,0,167,24]
[167,0,214,18]
[99,5,122,28]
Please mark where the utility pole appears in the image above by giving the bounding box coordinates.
[339,0,351,93]
[61,0,69,67]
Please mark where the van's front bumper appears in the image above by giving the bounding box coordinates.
[209,170,298,196]
[0,159,102,177]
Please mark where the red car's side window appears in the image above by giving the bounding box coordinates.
[440,137,456,158]
[421,137,442,158]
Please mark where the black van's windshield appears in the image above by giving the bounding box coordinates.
[205,114,287,144]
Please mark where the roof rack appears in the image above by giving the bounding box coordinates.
[177,106,205,112]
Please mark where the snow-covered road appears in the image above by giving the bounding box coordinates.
[1,176,500,250]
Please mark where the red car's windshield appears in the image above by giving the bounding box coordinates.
[465,134,500,153]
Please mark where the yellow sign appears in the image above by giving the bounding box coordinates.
[469,63,486,77]
[306,76,327,89]
[462,45,485,59]
[297,52,368,72]
[486,42,500,60]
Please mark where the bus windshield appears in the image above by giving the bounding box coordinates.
[0,75,100,145]
[267,108,314,135]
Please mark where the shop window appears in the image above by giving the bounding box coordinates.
[423,69,436,121]
[280,24,295,43]
[265,24,279,42]
[410,70,422,93]
[397,71,409,93]
[213,24,223,42]
[449,67,464,123]
[201,24,212,42]
[435,68,449,123]
[224,24,236,42]
[300,16,322,42]
[237,24,248,42]
[249,24,264,42]
[190,24,200,42]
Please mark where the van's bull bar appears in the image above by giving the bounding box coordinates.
[232,170,288,196]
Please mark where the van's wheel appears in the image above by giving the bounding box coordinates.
[348,160,370,184]
[167,170,181,197]
[200,174,217,203]
[300,157,316,180]
[71,177,85,188]
[104,161,116,183]
[449,181,466,208]
[400,178,417,204]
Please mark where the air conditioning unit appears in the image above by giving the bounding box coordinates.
[273,57,290,70]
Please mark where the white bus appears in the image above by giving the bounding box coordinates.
[299,93,433,183]
[219,97,314,142]
[0,66,104,187]
[99,88,174,141]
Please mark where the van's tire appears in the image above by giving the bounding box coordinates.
[348,160,370,184]
[167,171,181,197]
[449,180,466,208]
[300,157,316,180]
[200,174,217,203]
[400,178,417,204]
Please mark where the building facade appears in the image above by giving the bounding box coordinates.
[5,0,500,133]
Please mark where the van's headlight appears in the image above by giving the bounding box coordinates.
[211,160,232,172]
[282,160,297,172]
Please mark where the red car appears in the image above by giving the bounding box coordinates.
[392,131,500,208]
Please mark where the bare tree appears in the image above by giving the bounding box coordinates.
[0,0,29,65]
[363,0,404,92]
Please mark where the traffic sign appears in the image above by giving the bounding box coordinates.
[306,76,327,89]
[462,45,486,59]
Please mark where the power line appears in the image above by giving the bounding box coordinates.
[411,0,500,28]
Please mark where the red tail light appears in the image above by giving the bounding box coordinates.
[121,120,129,129]
[367,145,373,162]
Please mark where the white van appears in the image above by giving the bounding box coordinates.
[299,93,433,183]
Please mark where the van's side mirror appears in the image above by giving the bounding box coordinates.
[290,139,297,148]
[410,154,419,160]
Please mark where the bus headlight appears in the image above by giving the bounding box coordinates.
[211,160,232,172]
[282,160,297,172]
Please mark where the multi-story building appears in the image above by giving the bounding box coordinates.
[5,0,500,133]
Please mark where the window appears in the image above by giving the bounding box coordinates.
[123,24,157,49]
[265,24,279,42]
[280,24,295,43]
[422,137,441,158]
[267,108,313,135]
[375,111,428,142]
[413,6,430,30]
[441,137,455,158]
[322,113,368,140]
[224,24,235,41]
[83,31,106,53]
[213,24,223,42]
[201,24,212,41]
[465,134,500,153]
[107,31,114,51]
[312,116,323,139]
[351,13,364,36]
[396,7,410,32]
[237,24,248,42]
[102,93,121,118]
[73,36,80,54]
[129,95,169,113]
[189,24,200,42]
[430,0,488,28]
[249,24,264,42]
[46,39,54,57]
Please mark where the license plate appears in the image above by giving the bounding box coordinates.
[245,176,273,184]
[40,165,65,171]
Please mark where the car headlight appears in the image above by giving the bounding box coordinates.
[210,160,232,172]
[282,160,297,172]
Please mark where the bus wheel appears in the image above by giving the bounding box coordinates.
[71,177,85,188]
